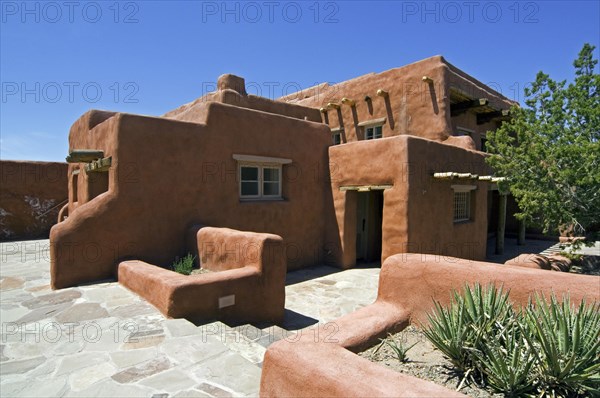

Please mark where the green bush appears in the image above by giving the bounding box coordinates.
[422,284,599,397]
[171,254,195,275]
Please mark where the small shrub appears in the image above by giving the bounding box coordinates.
[383,334,417,363]
[172,254,195,275]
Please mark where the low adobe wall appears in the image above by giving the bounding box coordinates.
[260,254,600,397]
[118,227,285,324]
[0,160,68,241]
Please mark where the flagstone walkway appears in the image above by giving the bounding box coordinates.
[0,240,379,397]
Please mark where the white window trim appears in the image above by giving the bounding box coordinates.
[233,154,291,164]
[234,154,290,200]
[364,124,384,140]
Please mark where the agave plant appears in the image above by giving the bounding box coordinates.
[422,283,514,374]
[470,319,537,397]
[523,294,600,397]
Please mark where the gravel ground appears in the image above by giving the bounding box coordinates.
[359,326,504,398]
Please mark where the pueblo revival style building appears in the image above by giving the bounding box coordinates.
[50,55,515,289]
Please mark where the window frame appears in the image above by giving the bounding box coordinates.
[365,124,383,140]
[451,184,476,223]
[233,154,291,201]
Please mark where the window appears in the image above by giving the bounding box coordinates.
[453,191,471,222]
[240,165,281,199]
[332,132,341,145]
[234,154,291,200]
[365,125,383,140]
[452,184,476,222]
[71,173,78,202]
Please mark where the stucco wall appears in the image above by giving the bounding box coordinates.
[0,160,68,241]
[327,135,490,268]
[280,56,514,149]
[51,102,332,288]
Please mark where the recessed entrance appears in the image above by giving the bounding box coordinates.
[356,190,384,263]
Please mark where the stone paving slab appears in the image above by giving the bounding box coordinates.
[0,240,380,397]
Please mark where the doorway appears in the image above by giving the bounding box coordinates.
[356,190,384,263]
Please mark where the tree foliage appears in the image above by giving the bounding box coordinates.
[486,44,600,236]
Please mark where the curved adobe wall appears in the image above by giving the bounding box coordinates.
[260,254,600,397]
[51,102,333,288]
[0,160,68,241]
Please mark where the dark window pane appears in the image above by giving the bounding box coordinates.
[241,181,259,196]
[263,182,280,196]
[241,166,258,181]
[263,168,279,182]
[374,126,382,138]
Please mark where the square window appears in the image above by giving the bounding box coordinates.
[365,125,383,140]
[332,132,341,145]
[239,164,282,199]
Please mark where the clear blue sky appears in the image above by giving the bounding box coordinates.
[1,0,598,161]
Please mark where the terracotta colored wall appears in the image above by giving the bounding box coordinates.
[164,74,321,123]
[280,56,514,149]
[404,138,490,260]
[0,160,68,241]
[119,226,286,323]
[51,102,332,288]
[327,135,490,268]
[260,255,599,398]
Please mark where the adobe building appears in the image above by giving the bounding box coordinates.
[50,55,515,289]
[0,160,68,241]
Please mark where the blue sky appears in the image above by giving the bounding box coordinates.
[1,0,599,161]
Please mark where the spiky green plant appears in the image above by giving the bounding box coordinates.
[172,254,195,275]
[422,284,600,397]
[383,334,417,363]
[422,284,513,373]
[524,294,600,397]
[470,320,537,397]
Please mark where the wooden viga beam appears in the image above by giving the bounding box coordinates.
[84,157,112,173]
[450,98,489,117]
[432,172,479,180]
[66,149,104,163]
[477,109,511,125]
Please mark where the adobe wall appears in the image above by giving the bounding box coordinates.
[0,160,68,241]
[164,74,322,123]
[405,138,490,259]
[51,102,333,288]
[279,56,515,150]
[327,135,490,267]
[260,255,599,397]
[282,56,451,143]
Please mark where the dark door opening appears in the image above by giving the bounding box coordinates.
[356,190,383,263]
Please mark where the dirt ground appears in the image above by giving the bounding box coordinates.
[359,325,504,398]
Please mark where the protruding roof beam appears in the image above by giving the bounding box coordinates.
[477,109,511,125]
[341,98,355,106]
[66,150,104,163]
[450,98,489,117]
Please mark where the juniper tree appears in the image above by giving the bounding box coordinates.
[486,44,600,237]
